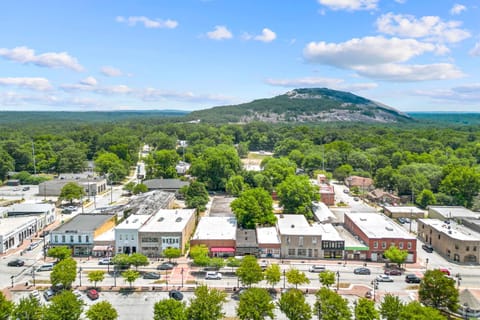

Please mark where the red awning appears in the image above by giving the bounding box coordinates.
[210,247,235,253]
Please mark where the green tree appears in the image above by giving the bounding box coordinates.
[209,257,225,270]
[180,181,209,212]
[42,291,83,320]
[11,295,43,320]
[319,271,335,288]
[333,164,353,181]
[286,268,310,289]
[122,270,140,288]
[236,255,264,287]
[153,299,187,320]
[277,288,312,320]
[112,253,131,268]
[264,264,281,288]
[399,301,446,320]
[417,189,436,209]
[355,298,379,320]
[187,285,227,320]
[0,148,14,181]
[163,247,182,262]
[419,269,459,312]
[315,287,352,320]
[226,257,241,271]
[440,166,480,208]
[128,253,149,270]
[0,291,13,320]
[123,181,136,194]
[226,175,248,197]
[87,270,105,289]
[132,183,148,194]
[383,246,408,268]
[86,301,118,320]
[145,149,180,179]
[380,294,404,320]
[237,287,275,320]
[231,188,276,229]
[189,245,210,267]
[277,175,319,218]
[94,152,128,182]
[57,145,87,173]
[47,246,72,261]
[50,257,77,289]
[261,157,296,187]
[59,182,85,204]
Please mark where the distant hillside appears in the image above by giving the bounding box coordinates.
[186,88,412,124]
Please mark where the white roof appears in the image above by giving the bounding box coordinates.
[428,206,480,219]
[276,214,324,236]
[8,203,54,213]
[318,223,343,241]
[192,216,237,240]
[346,212,415,239]
[94,228,115,242]
[115,215,151,230]
[312,202,336,223]
[256,227,280,244]
[419,219,480,241]
[0,216,38,236]
[139,209,195,233]
[384,206,426,215]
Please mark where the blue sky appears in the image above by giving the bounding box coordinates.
[1,0,479,112]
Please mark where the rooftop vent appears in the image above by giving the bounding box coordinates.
[385,226,394,231]
[360,217,367,221]
[176,217,182,222]
[291,224,295,228]
[158,217,164,222]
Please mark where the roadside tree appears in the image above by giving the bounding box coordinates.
[209,257,225,270]
[128,253,149,270]
[416,189,436,208]
[59,182,85,204]
[132,183,148,194]
[11,295,43,320]
[0,292,13,320]
[47,246,72,261]
[87,270,105,289]
[226,175,248,197]
[419,269,459,312]
[122,270,140,288]
[187,285,227,320]
[43,291,83,320]
[315,287,352,320]
[86,301,118,320]
[236,255,264,287]
[112,253,130,269]
[286,268,310,289]
[380,294,404,320]
[153,299,187,320]
[180,181,209,212]
[399,301,446,320]
[50,257,77,289]
[354,298,379,320]
[264,264,281,289]
[319,271,335,288]
[277,288,312,320]
[383,246,408,268]
[277,175,319,218]
[237,287,275,320]
[163,247,182,263]
[231,187,276,229]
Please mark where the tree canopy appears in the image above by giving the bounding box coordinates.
[59,182,85,204]
[187,285,227,320]
[236,255,264,287]
[231,187,276,229]
[277,175,319,218]
[419,269,459,312]
[236,288,275,320]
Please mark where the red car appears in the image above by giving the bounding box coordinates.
[384,269,402,276]
[87,289,99,300]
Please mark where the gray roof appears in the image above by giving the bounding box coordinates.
[143,179,189,190]
[53,214,115,233]
[236,229,258,247]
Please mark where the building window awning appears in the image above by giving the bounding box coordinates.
[210,247,235,253]
[92,245,112,251]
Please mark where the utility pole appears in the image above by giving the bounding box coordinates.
[32,141,36,175]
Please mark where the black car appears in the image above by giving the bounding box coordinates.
[143,272,161,280]
[169,290,183,301]
[157,262,174,270]
[7,259,25,267]
[405,274,421,283]
[422,244,434,253]
[353,267,371,275]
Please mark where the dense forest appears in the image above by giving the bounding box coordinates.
[1,111,480,211]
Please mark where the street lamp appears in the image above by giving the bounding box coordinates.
[10,275,14,288]
[181,267,184,288]
[165,269,168,290]
[317,299,322,320]
[353,300,358,320]
[371,279,379,302]
[113,269,117,287]
[79,267,83,287]
[283,270,286,289]
[336,271,340,291]
[425,258,429,270]
[31,267,36,287]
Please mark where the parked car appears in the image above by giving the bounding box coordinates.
[384,269,402,276]
[30,290,40,300]
[397,217,407,224]
[98,258,113,265]
[7,259,25,267]
[168,290,183,301]
[422,244,434,253]
[438,268,451,276]
[143,272,161,280]
[353,197,359,201]
[353,267,371,275]
[157,262,175,270]
[259,260,268,270]
[37,263,54,272]
[43,289,56,301]
[405,274,421,283]
[309,265,326,273]
[376,274,394,282]
[231,288,247,301]
[205,271,222,280]
[87,289,99,300]
[27,242,40,251]
[364,290,373,299]
[22,186,30,191]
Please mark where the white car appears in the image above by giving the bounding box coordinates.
[205,271,222,280]
[309,265,326,273]
[30,290,40,300]
[376,274,394,282]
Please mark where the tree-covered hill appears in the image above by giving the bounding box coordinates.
[186,88,413,124]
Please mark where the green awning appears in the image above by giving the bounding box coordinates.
[345,246,369,251]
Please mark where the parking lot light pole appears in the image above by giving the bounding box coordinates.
[11,275,14,288]
[165,269,168,290]
[425,258,429,270]
[31,268,36,287]
[317,300,322,320]
[283,270,286,289]
[79,267,82,287]
[181,268,184,288]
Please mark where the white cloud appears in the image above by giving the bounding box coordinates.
[376,13,470,43]
[414,83,480,102]
[0,77,52,91]
[304,36,439,68]
[265,77,377,91]
[0,46,84,71]
[138,88,232,103]
[469,42,480,56]
[450,4,466,15]
[101,66,124,77]
[80,76,98,86]
[354,63,464,81]
[317,0,378,11]
[116,16,178,29]
[255,28,277,42]
[206,25,233,40]
[96,84,132,95]
[394,0,407,3]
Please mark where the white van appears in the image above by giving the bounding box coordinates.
[37,263,54,272]
[205,271,222,280]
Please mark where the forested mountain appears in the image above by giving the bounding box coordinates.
[186,88,412,124]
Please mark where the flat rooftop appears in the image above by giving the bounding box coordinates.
[116,215,151,230]
[256,227,280,245]
[54,214,115,233]
[346,212,415,239]
[428,206,480,219]
[8,203,54,213]
[384,206,426,215]
[192,216,237,240]
[419,219,480,241]
[318,223,343,241]
[139,209,195,233]
[276,214,325,236]
[312,202,336,223]
[0,216,38,235]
